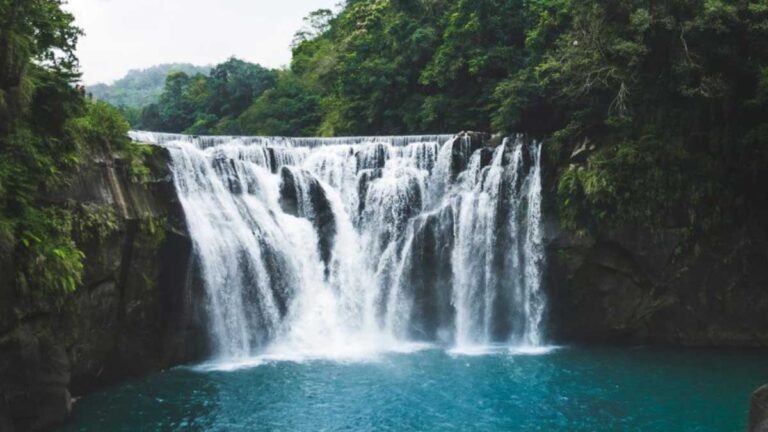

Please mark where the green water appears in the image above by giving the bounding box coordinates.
[60,346,767,431]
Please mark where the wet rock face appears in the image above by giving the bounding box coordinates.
[279,167,337,278]
[0,252,14,337]
[0,146,207,431]
[355,143,388,171]
[750,384,768,432]
[0,333,71,431]
[212,155,243,194]
[356,168,383,217]
[278,166,301,216]
[449,132,489,180]
[544,216,768,346]
[539,131,768,347]
[404,206,455,341]
[477,147,495,170]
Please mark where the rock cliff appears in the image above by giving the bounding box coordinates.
[542,141,768,347]
[0,146,207,431]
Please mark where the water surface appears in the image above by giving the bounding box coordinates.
[61,346,766,431]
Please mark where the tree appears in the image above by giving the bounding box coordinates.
[206,58,277,120]
[0,0,81,90]
[0,0,142,299]
[239,71,321,136]
[292,8,334,47]
[137,58,279,134]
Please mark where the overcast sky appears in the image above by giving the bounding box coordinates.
[65,0,339,85]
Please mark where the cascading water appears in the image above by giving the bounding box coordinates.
[130,131,547,360]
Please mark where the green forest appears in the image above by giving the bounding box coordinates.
[2,0,768,299]
[89,63,210,109]
[127,0,768,244]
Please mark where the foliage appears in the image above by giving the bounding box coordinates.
[239,71,321,136]
[16,208,84,300]
[136,58,278,135]
[2,0,763,307]
[0,0,84,302]
[123,0,767,240]
[68,100,131,151]
[89,63,210,108]
[531,0,768,236]
[0,0,81,88]
[124,142,156,184]
[283,0,766,239]
[0,0,149,303]
[207,58,277,121]
[72,204,119,242]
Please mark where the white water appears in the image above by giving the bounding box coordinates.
[131,131,547,361]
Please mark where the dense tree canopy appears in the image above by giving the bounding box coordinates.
[121,0,768,240]
[238,71,322,137]
[135,58,277,135]
[281,0,768,239]
[89,63,210,108]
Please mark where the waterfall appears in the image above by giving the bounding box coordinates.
[130,131,547,359]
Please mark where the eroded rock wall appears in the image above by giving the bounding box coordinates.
[0,146,207,431]
[541,142,768,347]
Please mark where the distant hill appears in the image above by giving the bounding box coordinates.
[89,63,210,108]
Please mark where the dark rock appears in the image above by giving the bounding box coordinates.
[8,388,71,432]
[278,166,300,216]
[0,250,15,337]
[404,205,455,341]
[356,168,383,217]
[488,133,505,147]
[0,332,71,432]
[540,127,768,347]
[266,147,278,173]
[750,384,768,432]
[0,398,12,432]
[355,143,388,171]
[544,222,768,346]
[449,132,488,179]
[279,167,337,278]
[0,144,207,430]
[478,147,495,170]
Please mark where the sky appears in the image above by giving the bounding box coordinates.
[64,0,339,85]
